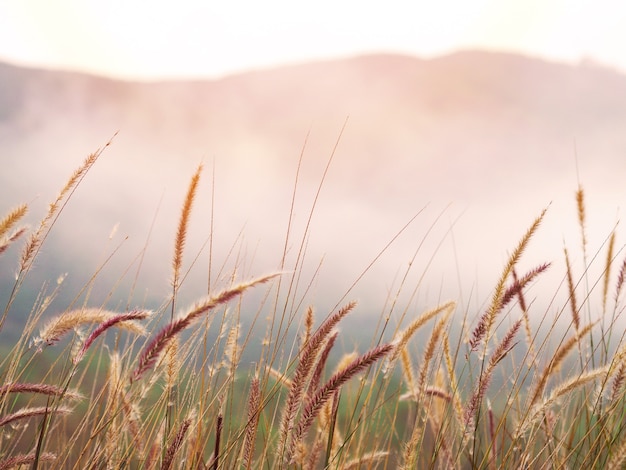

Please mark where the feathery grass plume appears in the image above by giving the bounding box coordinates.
[416,315,450,399]
[306,437,325,470]
[608,430,626,470]
[341,451,390,470]
[402,370,453,464]
[323,390,342,466]
[223,321,241,370]
[611,343,626,370]
[319,353,358,465]
[166,166,201,451]
[401,317,449,466]
[301,305,314,349]
[131,273,278,381]
[73,309,151,363]
[400,347,417,401]
[576,186,587,251]
[132,317,190,383]
[615,255,626,304]
[609,362,626,403]
[424,370,457,470]
[0,452,56,470]
[0,227,28,256]
[0,204,27,239]
[0,383,82,401]
[164,168,199,450]
[35,308,146,349]
[164,338,180,392]
[163,336,179,454]
[278,301,356,459]
[607,345,626,402]
[306,331,339,398]
[0,405,72,428]
[603,231,616,315]
[403,320,452,470]
[512,268,538,367]
[104,352,125,464]
[389,300,456,364]
[287,343,394,464]
[528,322,596,407]
[402,415,424,468]
[489,319,522,367]
[20,147,106,275]
[469,209,546,351]
[315,351,362,463]
[469,262,550,362]
[1,143,110,332]
[304,392,340,469]
[469,261,547,353]
[103,399,141,470]
[180,273,279,326]
[468,316,488,353]
[423,385,452,402]
[501,263,551,308]
[268,368,293,388]
[517,366,609,440]
[209,413,223,470]
[511,268,527,312]
[564,247,580,331]
[172,164,202,306]
[241,377,261,469]
[430,369,450,419]
[463,319,522,436]
[161,416,193,470]
[443,332,464,426]
[541,409,557,450]
[292,441,308,468]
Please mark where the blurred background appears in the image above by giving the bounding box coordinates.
[1,1,626,341]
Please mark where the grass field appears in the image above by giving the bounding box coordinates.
[2,141,626,469]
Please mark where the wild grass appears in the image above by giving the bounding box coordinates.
[1,141,626,469]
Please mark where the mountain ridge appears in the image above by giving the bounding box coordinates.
[1,49,625,325]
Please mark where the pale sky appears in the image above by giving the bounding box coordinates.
[0,0,625,80]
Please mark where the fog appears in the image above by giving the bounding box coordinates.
[2,51,626,342]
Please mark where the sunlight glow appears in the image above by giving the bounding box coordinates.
[0,0,625,79]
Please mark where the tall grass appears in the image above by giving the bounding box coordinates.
[1,141,626,469]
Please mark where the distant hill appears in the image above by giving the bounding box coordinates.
[2,50,626,331]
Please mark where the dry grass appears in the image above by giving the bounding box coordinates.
[2,142,626,469]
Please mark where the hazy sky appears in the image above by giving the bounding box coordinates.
[0,1,625,80]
